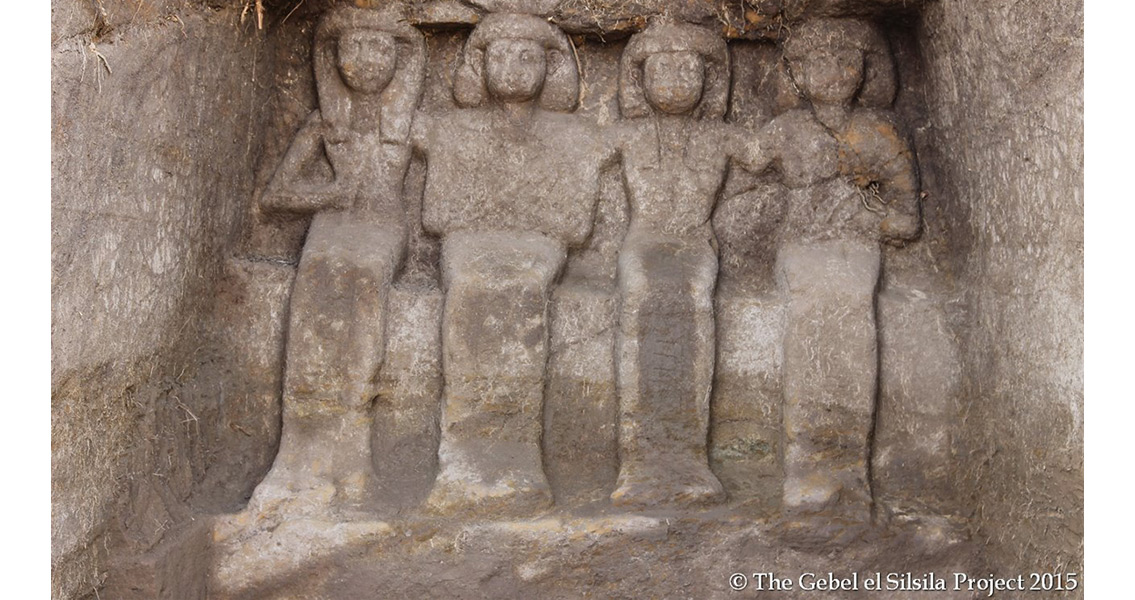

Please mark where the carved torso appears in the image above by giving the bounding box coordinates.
[324,125,413,219]
[417,109,612,245]
[619,118,732,237]
[766,107,914,243]
[766,109,841,188]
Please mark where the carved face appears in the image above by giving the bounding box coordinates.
[642,51,705,115]
[337,30,398,94]
[484,38,547,103]
[789,45,864,106]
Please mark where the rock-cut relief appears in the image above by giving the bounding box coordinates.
[411,13,619,517]
[244,6,426,522]
[610,19,772,508]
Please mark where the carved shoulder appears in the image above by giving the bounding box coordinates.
[607,118,649,152]
[839,109,921,242]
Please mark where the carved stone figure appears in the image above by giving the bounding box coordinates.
[246,7,426,519]
[185,6,985,598]
[760,18,921,536]
[611,20,770,508]
[412,13,618,516]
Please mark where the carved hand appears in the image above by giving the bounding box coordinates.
[729,124,776,175]
[323,124,355,147]
[260,185,352,215]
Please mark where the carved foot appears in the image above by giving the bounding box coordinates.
[246,471,334,517]
[243,467,380,524]
[611,461,725,509]
[773,513,875,550]
[425,471,553,518]
[777,471,874,549]
[782,470,844,515]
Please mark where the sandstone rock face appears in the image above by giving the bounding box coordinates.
[51,3,275,597]
[916,0,1084,585]
[210,7,951,593]
[51,0,1081,598]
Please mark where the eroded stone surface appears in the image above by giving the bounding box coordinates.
[213,511,976,599]
[52,0,1085,598]
[212,515,395,599]
[760,18,922,537]
[415,13,620,518]
[239,5,426,524]
[55,4,1022,598]
[916,0,1083,582]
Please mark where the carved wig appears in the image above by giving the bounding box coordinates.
[452,13,580,112]
[782,18,897,109]
[313,6,426,143]
[618,20,731,121]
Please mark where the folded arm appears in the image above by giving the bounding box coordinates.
[260,112,353,214]
[839,115,921,243]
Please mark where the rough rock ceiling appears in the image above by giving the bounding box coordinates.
[267,0,927,38]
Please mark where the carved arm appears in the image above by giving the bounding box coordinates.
[727,124,776,176]
[839,115,921,243]
[260,111,354,215]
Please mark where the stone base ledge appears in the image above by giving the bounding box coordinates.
[210,508,977,599]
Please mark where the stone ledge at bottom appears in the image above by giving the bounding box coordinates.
[208,509,979,600]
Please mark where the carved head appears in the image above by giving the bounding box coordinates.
[453,14,580,111]
[485,38,548,102]
[336,29,399,94]
[643,51,704,114]
[620,20,729,120]
[783,19,896,109]
[313,7,426,142]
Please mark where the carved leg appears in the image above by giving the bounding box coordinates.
[777,239,880,529]
[426,231,565,517]
[247,212,405,520]
[612,231,724,508]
